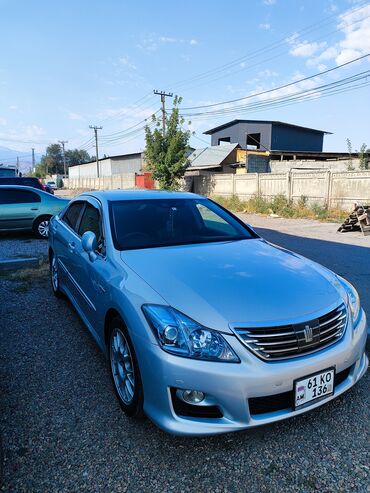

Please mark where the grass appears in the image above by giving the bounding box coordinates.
[211,194,347,222]
[1,259,49,293]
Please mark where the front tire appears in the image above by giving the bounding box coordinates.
[33,215,51,239]
[109,317,144,418]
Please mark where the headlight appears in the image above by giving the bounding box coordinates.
[337,276,361,326]
[142,305,240,362]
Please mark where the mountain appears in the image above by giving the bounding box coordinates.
[0,145,42,174]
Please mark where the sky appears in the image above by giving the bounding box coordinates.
[0,0,369,162]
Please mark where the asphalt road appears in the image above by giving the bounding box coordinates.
[0,221,369,492]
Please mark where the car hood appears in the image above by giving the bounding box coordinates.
[120,239,344,334]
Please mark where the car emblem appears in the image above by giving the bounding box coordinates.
[304,325,314,343]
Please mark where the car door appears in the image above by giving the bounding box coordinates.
[54,201,85,299]
[0,188,41,231]
[74,199,110,335]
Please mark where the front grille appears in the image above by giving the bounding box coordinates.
[249,366,351,415]
[234,304,347,361]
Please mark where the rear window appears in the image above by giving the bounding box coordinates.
[0,189,41,204]
[109,198,253,250]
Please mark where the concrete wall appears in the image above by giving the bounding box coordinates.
[64,173,136,190]
[270,158,361,173]
[193,170,370,210]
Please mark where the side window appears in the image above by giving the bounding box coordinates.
[78,204,103,251]
[196,203,236,236]
[0,189,40,204]
[62,202,84,232]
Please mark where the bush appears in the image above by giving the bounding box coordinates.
[211,194,346,223]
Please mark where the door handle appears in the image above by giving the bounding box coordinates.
[68,241,76,252]
[31,207,39,211]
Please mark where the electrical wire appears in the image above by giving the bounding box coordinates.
[169,1,370,92]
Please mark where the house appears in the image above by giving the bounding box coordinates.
[186,143,240,173]
[68,152,144,178]
[186,143,271,174]
[204,119,331,152]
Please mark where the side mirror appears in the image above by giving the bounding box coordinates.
[82,231,97,262]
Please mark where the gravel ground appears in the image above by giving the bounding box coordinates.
[0,218,369,492]
[0,232,47,261]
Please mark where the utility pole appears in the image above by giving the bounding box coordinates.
[16,156,19,176]
[31,148,35,171]
[58,140,68,177]
[89,125,103,177]
[153,90,173,135]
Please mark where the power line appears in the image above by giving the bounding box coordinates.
[181,70,370,120]
[179,53,370,112]
[168,1,370,92]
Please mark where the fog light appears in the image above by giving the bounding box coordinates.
[182,390,205,404]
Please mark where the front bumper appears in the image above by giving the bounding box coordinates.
[136,309,368,436]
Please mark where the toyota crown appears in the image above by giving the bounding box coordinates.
[48,190,368,435]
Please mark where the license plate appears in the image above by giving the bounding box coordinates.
[294,368,335,409]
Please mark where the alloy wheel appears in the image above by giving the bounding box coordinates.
[51,256,59,292]
[38,220,49,238]
[110,328,135,405]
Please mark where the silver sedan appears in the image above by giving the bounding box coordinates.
[48,190,368,436]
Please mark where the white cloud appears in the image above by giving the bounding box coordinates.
[298,4,370,68]
[138,34,198,51]
[68,112,84,121]
[0,117,7,125]
[259,23,271,30]
[258,69,279,77]
[289,40,327,57]
[263,0,276,5]
[335,4,370,64]
[24,125,45,137]
[159,36,177,43]
[8,105,18,110]
[118,56,137,70]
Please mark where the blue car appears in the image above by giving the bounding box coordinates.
[48,190,368,436]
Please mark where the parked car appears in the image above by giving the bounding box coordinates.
[46,180,57,190]
[0,176,54,195]
[48,190,368,436]
[0,185,69,238]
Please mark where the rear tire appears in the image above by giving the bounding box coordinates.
[33,215,51,239]
[50,251,63,298]
[108,316,144,418]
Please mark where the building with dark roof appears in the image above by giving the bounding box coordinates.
[204,119,331,152]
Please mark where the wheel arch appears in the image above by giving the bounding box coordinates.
[104,308,127,346]
[32,214,52,229]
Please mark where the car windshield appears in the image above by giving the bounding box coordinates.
[109,198,254,250]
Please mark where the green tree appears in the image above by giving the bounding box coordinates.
[34,163,46,178]
[358,143,369,170]
[65,149,92,167]
[40,144,64,175]
[144,96,191,190]
[346,138,354,171]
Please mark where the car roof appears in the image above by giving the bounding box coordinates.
[0,184,44,193]
[0,176,40,179]
[79,189,204,203]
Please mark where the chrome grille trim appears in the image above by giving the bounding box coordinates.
[234,304,347,361]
